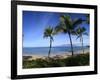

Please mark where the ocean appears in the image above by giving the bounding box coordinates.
[23,46,89,56]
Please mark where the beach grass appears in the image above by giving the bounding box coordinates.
[23,52,89,69]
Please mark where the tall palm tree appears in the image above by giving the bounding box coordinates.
[76,27,88,54]
[55,15,84,56]
[43,26,55,58]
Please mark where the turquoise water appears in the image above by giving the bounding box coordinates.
[23,46,89,56]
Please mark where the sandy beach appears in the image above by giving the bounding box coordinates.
[23,49,89,60]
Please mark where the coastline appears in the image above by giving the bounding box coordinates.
[23,49,89,60]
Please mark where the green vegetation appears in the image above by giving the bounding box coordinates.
[55,15,85,56]
[23,14,90,68]
[23,53,89,69]
[44,14,85,57]
[76,27,88,54]
[43,26,55,58]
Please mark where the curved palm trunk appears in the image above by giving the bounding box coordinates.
[48,37,52,58]
[81,35,84,54]
[68,32,74,56]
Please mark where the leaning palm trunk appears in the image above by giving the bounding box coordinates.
[48,37,52,58]
[81,35,84,54]
[68,32,74,56]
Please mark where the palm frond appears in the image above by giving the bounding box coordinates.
[76,35,82,41]
[83,32,88,36]
[82,27,86,32]
[71,30,77,35]
[43,26,54,38]
[55,23,68,34]
[76,35,81,40]
[60,15,72,29]
[73,18,85,28]
[76,27,88,42]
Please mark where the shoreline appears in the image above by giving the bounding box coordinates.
[23,49,89,60]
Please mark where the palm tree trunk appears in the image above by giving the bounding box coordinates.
[81,35,84,54]
[48,37,52,58]
[68,32,74,56]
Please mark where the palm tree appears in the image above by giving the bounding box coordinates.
[76,27,88,54]
[43,26,55,58]
[55,15,84,56]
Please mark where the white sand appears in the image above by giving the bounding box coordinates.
[23,49,89,60]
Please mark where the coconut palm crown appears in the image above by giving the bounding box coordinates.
[76,27,88,54]
[55,14,85,56]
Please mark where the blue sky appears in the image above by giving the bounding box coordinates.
[23,11,89,47]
